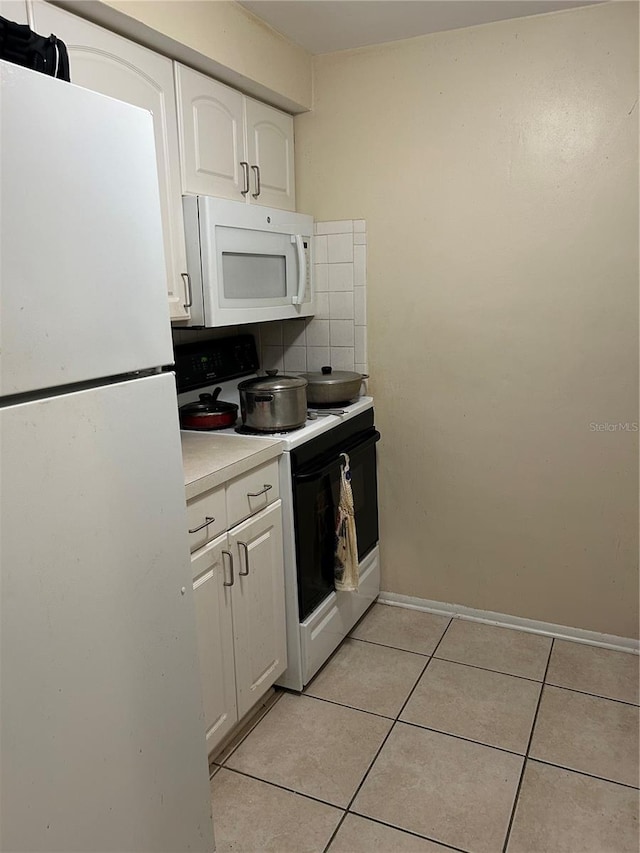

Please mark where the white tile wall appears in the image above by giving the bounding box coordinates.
[255,219,367,376]
[330,320,355,347]
[306,318,330,347]
[327,233,353,264]
[328,263,353,292]
[283,318,306,348]
[329,291,354,320]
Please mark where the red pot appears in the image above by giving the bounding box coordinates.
[179,389,238,430]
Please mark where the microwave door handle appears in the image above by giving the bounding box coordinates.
[291,234,306,305]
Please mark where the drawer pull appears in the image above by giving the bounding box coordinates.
[188,516,215,534]
[222,550,234,587]
[238,541,250,576]
[247,484,272,498]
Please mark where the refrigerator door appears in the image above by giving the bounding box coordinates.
[0,61,173,397]
[0,372,214,852]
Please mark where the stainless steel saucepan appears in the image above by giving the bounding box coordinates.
[238,370,308,432]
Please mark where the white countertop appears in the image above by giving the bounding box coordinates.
[181,431,283,500]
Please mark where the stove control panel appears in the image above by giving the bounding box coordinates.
[174,335,259,392]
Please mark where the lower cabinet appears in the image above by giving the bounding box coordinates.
[191,535,237,751]
[191,499,286,754]
[229,503,286,719]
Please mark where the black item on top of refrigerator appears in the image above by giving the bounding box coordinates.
[0,16,70,80]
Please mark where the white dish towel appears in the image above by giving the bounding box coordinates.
[334,452,359,592]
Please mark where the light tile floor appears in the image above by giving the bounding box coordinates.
[210,603,640,853]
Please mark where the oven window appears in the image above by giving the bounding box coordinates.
[222,252,286,299]
[293,432,379,621]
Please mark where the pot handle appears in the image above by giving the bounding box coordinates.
[361,374,369,380]
[254,394,275,403]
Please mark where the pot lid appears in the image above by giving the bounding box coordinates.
[179,391,238,415]
[238,369,307,392]
[300,366,365,385]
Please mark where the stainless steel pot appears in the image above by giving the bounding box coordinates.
[238,370,308,432]
[300,366,368,405]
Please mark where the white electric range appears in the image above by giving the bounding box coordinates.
[174,336,381,691]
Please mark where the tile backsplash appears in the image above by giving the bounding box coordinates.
[258,219,368,375]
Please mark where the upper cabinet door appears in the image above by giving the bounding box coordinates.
[30,2,191,321]
[175,64,245,202]
[245,97,295,211]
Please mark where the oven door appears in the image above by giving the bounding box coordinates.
[292,429,380,621]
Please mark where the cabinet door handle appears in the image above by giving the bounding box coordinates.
[240,161,250,196]
[222,550,234,587]
[181,272,192,309]
[238,541,250,576]
[188,515,215,534]
[251,164,261,199]
[247,483,272,498]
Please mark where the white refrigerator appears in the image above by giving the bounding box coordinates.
[0,62,215,851]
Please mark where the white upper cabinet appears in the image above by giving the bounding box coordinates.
[30,2,192,321]
[175,64,245,201]
[245,97,295,211]
[176,64,295,211]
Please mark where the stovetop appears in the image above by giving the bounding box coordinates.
[177,376,373,450]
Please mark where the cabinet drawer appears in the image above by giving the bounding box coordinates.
[226,459,279,528]
[186,486,227,552]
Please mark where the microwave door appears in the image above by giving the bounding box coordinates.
[216,227,296,307]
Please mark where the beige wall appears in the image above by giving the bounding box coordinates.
[295,2,639,638]
[61,0,312,110]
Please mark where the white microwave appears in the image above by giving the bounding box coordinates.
[182,195,314,327]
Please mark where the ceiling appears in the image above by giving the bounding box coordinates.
[239,0,603,54]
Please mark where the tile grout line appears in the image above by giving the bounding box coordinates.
[540,682,640,708]
[218,764,348,811]
[301,692,396,722]
[321,618,455,853]
[526,757,640,792]
[347,811,473,853]
[501,637,555,853]
[349,636,432,657]
[398,720,528,758]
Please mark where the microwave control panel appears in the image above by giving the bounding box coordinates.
[173,335,259,393]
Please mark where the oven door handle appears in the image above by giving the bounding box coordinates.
[295,431,380,482]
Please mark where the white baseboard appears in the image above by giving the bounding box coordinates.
[377,591,640,654]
